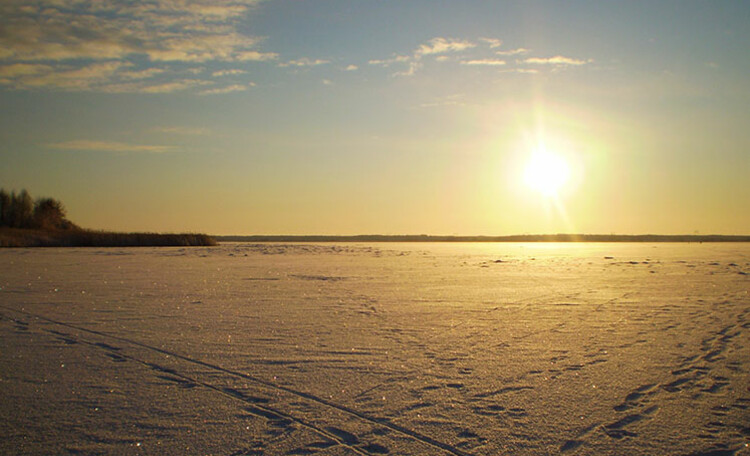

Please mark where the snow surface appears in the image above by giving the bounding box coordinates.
[0,242,748,455]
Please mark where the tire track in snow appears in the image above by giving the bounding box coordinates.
[0,306,475,456]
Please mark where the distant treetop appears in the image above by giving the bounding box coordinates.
[0,188,77,231]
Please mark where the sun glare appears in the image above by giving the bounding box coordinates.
[523,149,570,197]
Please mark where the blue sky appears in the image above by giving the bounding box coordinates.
[1,1,748,234]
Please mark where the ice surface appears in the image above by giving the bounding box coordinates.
[1,243,748,455]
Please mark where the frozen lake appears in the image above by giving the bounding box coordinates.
[1,243,748,455]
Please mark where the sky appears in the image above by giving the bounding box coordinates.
[1,0,748,235]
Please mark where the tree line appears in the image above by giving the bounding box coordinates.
[0,188,75,230]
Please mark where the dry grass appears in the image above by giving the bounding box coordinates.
[0,228,216,248]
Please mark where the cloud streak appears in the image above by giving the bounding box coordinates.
[523,56,591,65]
[279,58,330,68]
[416,38,476,57]
[461,59,507,66]
[0,0,275,93]
[370,37,479,77]
[368,55,410,67]
[1,3,596,93]
[5,61,129,90]
[47,140,174,153]
[479,38,503,49]
[199,83,253,95]
[0,0,272,63]
[212,69,247,77]
[369,37,590,78]
[496,48,530,56]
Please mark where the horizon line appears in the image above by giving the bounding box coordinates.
[212,233,750,242]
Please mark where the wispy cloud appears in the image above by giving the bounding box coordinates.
[47,140,174,153]
[496,48,530,56]
[0,63,53,78]
[0,0,269,63]
[368,55,410,67]
[7,61,129,90]
[119,68,166,80]
[523,56,591,65]
[369,37,591,79]
[0,0,275,93]
[393,62,422,77]
[199,83,253,95]
[372,37,477,77]
[0,60,216,93]
[461,59,507,66]
[344,64,359,71]
[416,38,476,57]
[235,51,279,61]
[103,79,212,94]
[279,58,330,68]
[211,68,247,78]
[212,69,247,77]
[479,38,503,49]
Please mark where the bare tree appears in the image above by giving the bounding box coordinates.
[33,197,68,230]
[10,190,34,228]
[0,189,9,226]
[1,189,74,230]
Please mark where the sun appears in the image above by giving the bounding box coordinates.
[523,149,570,197]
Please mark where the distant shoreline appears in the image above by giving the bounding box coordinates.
[5,230,749,247]
[0,228,216,248]
[216,234,750,243]
[0,188,217,248]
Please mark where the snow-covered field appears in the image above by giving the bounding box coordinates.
[1,243,748,456]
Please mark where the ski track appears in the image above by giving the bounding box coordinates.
[0,305,474,456]
[2,244,749,455]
